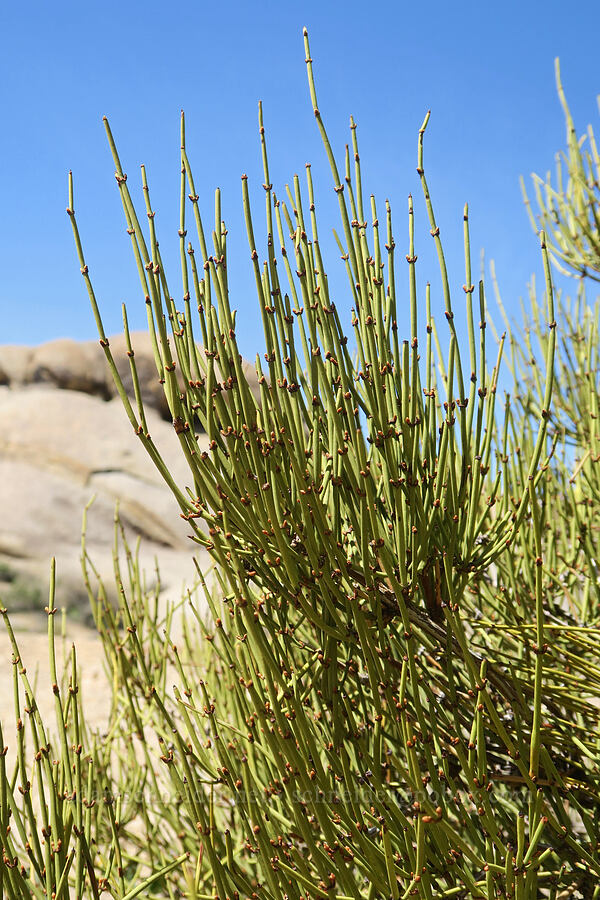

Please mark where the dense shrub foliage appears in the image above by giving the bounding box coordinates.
[1,33,599,900]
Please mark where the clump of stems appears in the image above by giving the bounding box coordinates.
[1,29,599,900]
[522,58,600,281]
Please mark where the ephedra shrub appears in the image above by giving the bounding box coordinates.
[2,30,599,900]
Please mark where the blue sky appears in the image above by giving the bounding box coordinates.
[1,0,599,365]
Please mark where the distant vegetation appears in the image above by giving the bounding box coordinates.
[0,561,44,613]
